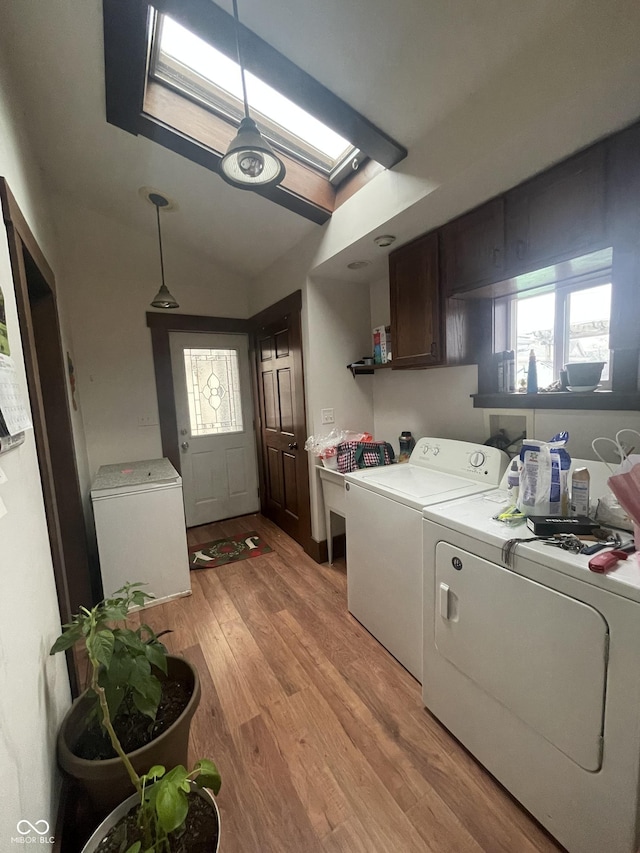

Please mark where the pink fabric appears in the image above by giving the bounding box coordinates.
[607,461,640,534]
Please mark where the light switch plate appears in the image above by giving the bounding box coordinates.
[321,408,335,425]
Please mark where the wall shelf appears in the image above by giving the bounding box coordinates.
[472,391,640,411]
[348,362,393,376]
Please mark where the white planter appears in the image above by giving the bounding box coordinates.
[81,782,220,852]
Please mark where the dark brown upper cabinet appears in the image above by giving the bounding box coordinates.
[607,122,640,377]
[442,197,505,295]
[390,232,443,368]
[505,144,607,274]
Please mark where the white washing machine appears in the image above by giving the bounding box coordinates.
[422,461,640,853]
[345,437,508,680]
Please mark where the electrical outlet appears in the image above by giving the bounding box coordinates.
[137,415,159,427]
[321,408,335,425]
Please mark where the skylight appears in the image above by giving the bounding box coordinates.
[153,15,354,174]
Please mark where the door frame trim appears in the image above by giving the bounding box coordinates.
[146,312,249,472]
[0,177,94,695]
[148,296,315,557]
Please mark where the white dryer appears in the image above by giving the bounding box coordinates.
[345,437,508,680]
[422,463,640,853]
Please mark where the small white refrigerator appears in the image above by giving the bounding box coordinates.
[91,458,191,604]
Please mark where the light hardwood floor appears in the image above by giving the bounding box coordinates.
[143,513,564,853]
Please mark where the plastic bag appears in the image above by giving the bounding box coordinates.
[517,431,570,516]
[304,429,373,463]
[593,429,640,541]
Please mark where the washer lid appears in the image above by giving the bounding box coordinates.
[346,465,496,510]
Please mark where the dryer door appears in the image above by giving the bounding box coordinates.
[434,542,608,771]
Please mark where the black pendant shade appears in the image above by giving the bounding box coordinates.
[148,192,179,310]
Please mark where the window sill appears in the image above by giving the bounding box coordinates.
[471,391,640,411]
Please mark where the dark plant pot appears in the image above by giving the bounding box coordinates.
[58,656,201,813]
[81,782,220,853]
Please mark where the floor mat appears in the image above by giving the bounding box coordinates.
[189,531,273,569]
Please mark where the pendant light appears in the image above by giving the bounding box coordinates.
[219,0,286,190]
[148,192,179,310]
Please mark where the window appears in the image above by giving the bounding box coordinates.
[183,347,244,435]
[103,0,407,223]
[152,15,356,178]
[508,279,612,390]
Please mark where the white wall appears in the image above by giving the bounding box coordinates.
[53,199,251,479]
[0,52,73,845]
[305,277,374,538]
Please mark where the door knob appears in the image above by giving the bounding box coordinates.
[181,441,189,451]
[288,441,298,450]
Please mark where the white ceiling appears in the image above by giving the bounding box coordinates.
[0,0,633,280]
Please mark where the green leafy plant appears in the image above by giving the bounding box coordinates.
[124,760,222,853]
[51,582,221,850]
[50,582,169,726]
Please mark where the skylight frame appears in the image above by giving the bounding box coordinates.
[150,12,359,179]
[102,0,407,224]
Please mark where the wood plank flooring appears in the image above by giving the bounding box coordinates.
[143,513,564,853]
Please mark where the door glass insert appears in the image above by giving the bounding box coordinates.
[183,348,243,435]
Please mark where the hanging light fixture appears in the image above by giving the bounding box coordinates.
[219,0,286,190]
[148,192,179,310]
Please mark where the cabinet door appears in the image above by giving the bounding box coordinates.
[390,232,442,368]
[505,144,607,273]
[442,197,505,294]
[608,123,640,372]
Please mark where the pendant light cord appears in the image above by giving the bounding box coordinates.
[231,0,250,118]
[155,203,166,288]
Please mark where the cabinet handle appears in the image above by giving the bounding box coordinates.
[430,341,438,358]
[516,239,527,260]
[492,247,501,266]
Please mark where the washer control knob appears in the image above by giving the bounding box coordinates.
[469,450,486,468]
[432,446,440,456]
[422,444,430,455]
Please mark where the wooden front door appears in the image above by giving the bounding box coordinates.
[252,292,311,549]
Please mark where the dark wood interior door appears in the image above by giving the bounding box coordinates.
[252,292,311,550]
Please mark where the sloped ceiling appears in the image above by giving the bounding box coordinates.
[0,0,636,280]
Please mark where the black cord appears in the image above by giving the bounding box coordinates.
[231,0,250,118]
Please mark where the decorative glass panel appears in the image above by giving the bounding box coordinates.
[182,348,243,436]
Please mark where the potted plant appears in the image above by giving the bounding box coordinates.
[59,587,221,851]
[51,583,201,813]
[81,762,221,852]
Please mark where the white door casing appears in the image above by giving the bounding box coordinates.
[169,331,259,527]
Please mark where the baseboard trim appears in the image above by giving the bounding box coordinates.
[305,533,345,564]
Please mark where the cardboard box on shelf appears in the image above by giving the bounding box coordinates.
[372,325,391,364]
